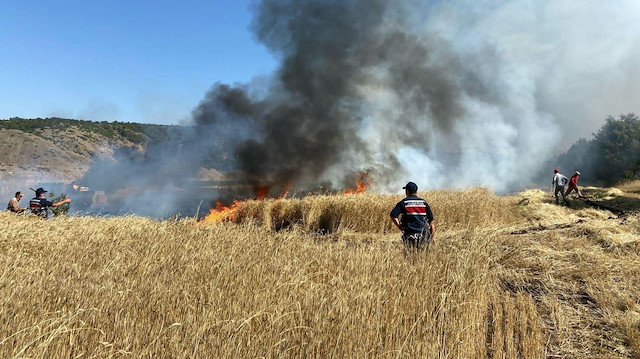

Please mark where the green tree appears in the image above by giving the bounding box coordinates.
[48,192,70,216]
[593,113,640,182]
[545,113,640,186]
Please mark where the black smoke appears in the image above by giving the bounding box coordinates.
[72,0,640,217]
[191,0,493,190]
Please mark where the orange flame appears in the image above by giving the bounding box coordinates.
[200,183,279,224]
[279,182,293,198]
[201,173,371,225]
[200,200,241,224]
[343,172,373,194]
[254,185,271,200]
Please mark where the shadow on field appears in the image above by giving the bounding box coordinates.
[566,188,640,214]
[593,196,640,212]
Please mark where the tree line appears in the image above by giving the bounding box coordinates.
[0,117,177,145]
[554,113,640,185]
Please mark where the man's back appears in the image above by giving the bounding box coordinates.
[29,197,51,218]
[553,173,568,187]
[390,195,433,234]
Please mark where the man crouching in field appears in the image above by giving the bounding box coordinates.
[390,182,435,249]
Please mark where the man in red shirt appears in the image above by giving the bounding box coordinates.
[565,171,583,198]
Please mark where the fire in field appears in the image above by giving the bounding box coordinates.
[201,172,373,224]
[3,0,640,357]
[3,184,640,357]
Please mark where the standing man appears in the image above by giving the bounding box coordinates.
[29,187,72,218]
[552,169,569,204]
[565,171,583,198]
[6,191,26,213]
[390,182,435,249]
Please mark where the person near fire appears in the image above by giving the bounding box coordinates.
[6,191,27,213]
[29,187,72,218]
[390,182,435,249]
[565,170,583,198]
[552,168,569,204]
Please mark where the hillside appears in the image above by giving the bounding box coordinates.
[0,118,179,195]
[2,186,640,357]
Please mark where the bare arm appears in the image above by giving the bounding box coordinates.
[52,198,72,207]
[390,216,403,231]
[429,221,436,244]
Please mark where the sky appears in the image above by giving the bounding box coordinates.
[0,0,277,124]
[2,0,640,197]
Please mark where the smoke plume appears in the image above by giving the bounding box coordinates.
[191,0,640,193]
[67,0,640,217]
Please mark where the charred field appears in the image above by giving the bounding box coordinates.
[2,184,640,358]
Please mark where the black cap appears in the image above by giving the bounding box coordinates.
[402,182,418,192]
[35,188,47,196]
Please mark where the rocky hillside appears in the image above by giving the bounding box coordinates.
[0,118,174,195]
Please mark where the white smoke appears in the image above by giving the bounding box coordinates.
[349,0,640,192]
[74,0,640,216]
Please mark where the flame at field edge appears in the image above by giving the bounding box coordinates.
[200,200,241,224]
[343,172,373,194]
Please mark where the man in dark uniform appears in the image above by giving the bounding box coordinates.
[29,187,72,218]
[390,182,435,249]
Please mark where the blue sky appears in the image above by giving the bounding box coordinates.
[0,0,278,124]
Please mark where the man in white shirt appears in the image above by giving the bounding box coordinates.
[6,191,26,213]
[552,169,568,205]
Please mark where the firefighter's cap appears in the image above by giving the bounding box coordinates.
[403,182,418,192]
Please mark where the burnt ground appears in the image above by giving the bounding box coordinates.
[565,187,640,217]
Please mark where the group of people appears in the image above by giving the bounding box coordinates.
[6,187,72,218]
[552,169,583,205]
[4,175,579,246]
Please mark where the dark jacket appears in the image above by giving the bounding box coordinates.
[390,195,434,233]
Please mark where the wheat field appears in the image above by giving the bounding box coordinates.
[1,186,640,358]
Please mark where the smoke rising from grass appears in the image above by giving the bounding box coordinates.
[61,0,640,217]
[192,0,640,193]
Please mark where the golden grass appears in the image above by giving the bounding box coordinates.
[1,187,639,357]
[615,180,640,194]
[235,187,523,233]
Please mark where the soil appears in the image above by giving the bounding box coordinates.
[0,128,141,195]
